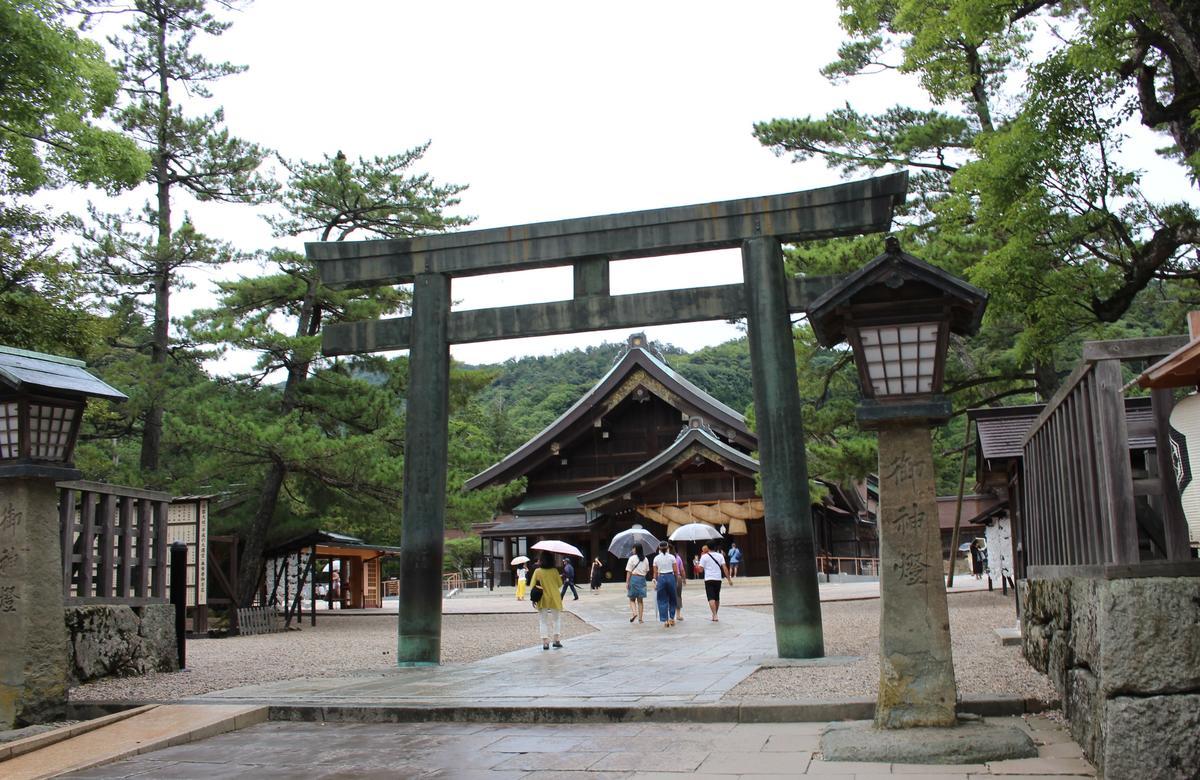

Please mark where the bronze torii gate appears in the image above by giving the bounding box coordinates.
[308,171,908,664]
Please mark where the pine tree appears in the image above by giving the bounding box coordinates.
[80,0,273,480]
[186,146,469,605]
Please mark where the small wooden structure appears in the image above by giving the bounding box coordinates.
[972,336,1200,579]
[264,530,401,627]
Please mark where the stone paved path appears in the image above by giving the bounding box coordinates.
[196,589,779,708]
[62,716,1096,778]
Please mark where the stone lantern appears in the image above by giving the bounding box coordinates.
[0,346,127,728]
[807,240,1033,762]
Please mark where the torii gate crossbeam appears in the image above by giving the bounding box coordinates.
[309,172,908,664]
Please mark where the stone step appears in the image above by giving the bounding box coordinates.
[0,703,266,780]
[995,626,1022,646]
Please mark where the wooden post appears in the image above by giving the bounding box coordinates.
[397,271,451,664]
[97,493,116,597]
[79,490,96,597]
[946,419,972,588]
[742,236,824,659]
[1092,359,1138,564]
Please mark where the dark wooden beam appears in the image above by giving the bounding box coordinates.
[308,172,907,286]
[321,275,840,355]
[1081,336,1189,362]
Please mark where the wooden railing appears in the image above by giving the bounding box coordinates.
[816,556,880,577]
[1020,341,1197,579]
[58,480,172,605]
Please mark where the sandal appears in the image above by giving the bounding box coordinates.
[543,643,549,650]
[552,641,563,648]
[629,615,636,623]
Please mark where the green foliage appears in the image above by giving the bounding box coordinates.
[78,0,273,475]
[0,0,148,195]
[752,0,1199,495]
[267,147,472,241]
[444,535,482,576]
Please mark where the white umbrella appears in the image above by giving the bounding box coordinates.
[608,525,660,558]
[531,539,584,558]
[669,522,723,542]
[510,555,530,565]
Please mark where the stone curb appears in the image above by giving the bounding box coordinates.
[258,695,1058,724]
[1,705,267,780]
[0,704,157,763]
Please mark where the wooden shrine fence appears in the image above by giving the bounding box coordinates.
[1020,338,1199,579]
[58,480,171,605]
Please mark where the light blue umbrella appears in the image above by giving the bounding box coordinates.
[608,525,660,558]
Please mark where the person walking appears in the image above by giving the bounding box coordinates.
[728,542,743,578]
[652,542,680,627]
[626,543,649,623]
[515,562,528,601]
[560,557,579,600]
[670,544,686,621]
[529,552,565,650]
[589,557,604,591]
[700,544,732,622]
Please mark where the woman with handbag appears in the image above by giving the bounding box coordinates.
[625,543,649,624]
[529,551,565,650]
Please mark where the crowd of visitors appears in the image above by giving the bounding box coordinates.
[518,540,738,648]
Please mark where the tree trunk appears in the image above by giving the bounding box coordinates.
[235,276,321,606]
[140,6,172,477]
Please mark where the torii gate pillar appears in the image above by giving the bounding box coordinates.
[743,237,824,658]
[396,272,451,664]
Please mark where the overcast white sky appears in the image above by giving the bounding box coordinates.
[65,1,1196,369]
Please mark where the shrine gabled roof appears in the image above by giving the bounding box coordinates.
[576,426,759,510]
[464,345,755,491]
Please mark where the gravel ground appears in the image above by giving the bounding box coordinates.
[728,591,1057,702]
[70,613,595,703]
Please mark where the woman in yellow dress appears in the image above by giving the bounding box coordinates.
[515,562,528,601]
[528,552,565,650]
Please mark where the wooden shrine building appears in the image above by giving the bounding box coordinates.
[469,334,872,581]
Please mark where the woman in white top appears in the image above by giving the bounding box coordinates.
[652,541,680,627]
[625,543,649,623]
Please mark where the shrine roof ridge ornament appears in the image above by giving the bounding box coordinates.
[308,172,908,287]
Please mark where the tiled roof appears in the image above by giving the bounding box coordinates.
[969,399,1155,463]
[479,513,591,537]
[464,344,755,491]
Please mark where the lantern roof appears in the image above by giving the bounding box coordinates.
[806,237,988,348]
[0,345,128,401]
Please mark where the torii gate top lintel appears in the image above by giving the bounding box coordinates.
[307,172,908,286]
[310,172,908,356]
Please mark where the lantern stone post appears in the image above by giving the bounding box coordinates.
[806,240,1036,762]
[0,346,128,728]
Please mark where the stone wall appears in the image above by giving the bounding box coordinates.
[1019,576,1200,779]
[64,604,178,683]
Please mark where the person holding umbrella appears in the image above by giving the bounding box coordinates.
[625,543,649,623]
[514,560,528,601]
[652,541,680,627]
[529,551,565,650]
